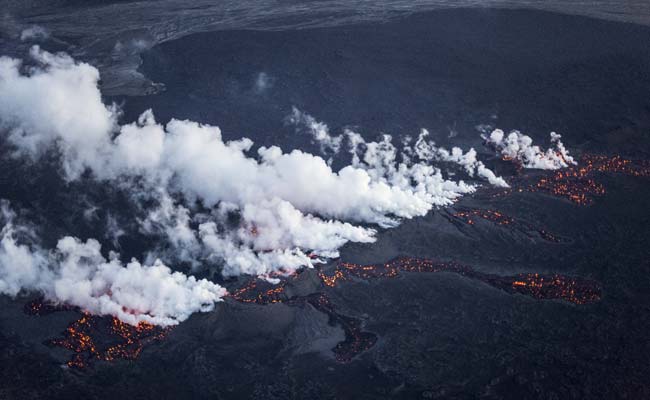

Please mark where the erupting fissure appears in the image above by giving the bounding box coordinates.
[492,154,650,205]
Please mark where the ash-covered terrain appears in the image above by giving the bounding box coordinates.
[1,3,650,400]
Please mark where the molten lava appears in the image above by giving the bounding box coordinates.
[29,155,640,367]
[451,208,568,243]
[504,273,601,305]
[531,154,648,205]
[318,257,601,306]
[24,299,170,369]
[226,255,601,363]
[228,279,288,304]
[24,297,74,316]
[487,154,649,205]
[307,293,377,363]
[453,209,514,226]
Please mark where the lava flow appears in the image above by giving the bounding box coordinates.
[227,275,379,363]
[28,252,601,368]
[452,209,514,226]
[450,208,569,243]
[318,257,602,305]
[508,154,649,205]
[228,279,287,304]
[50,314,169,369]
[25,299,169,369]
[498,273,601,305]
[307,293,377,363]
[226,256,601,363]
[24,297,74,316]
[486,154,650,205]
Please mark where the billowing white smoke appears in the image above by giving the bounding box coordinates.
[0,202,226,326]
[288,108,509,188]
[139,191,376,277]
[0,46,117,179]
[482,129,577,170]
[403,129,509,188]
[344,130,479,210]
[0,204,49,297]
[0,47,492,280]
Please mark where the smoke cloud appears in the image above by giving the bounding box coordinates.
[288,108,509,188]
[482,129,577,170]
[0,202,226,326]
[0,47,494,278]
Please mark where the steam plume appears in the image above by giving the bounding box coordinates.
[0,47,493,277]
[482,129,577,169]
[0,202,226,326]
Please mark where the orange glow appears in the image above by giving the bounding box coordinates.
[453,209,514,226]
[451,208,567,243]
[531,154,648,205]
[315,257,601,305]
[45,310,169,369]
[487,154,649,205]
[228,278,289,304]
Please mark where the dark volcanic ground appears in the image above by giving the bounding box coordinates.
[1,8,650,400]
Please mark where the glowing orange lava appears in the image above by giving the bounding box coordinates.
[307,293,377,363]
[45,310,169,369]
[487,154,649,205]
[499,154,650,205]
[451,208,568,243]
[224,256,601,363]
[228,279,289,304]
[24,154,636,368]
[318,257,601,305]
[453,209,513,226]
[505,273,600,305]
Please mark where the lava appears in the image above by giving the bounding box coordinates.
[225,256,601,363]
[227,274,378,363]
[450,208,569,243]
[533,169,606,205]
[318,257,601,305]
[24,297,74,316]
[24,299,170,369]
[318,269,346,287]
[228,279,289,304]
[453,209,514,226]
[531,154,650,204]
[486,154,649,205]
[307,293,377,363]
[28,251,602,368]
[497,273,601,305]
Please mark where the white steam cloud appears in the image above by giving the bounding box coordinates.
[0,47,493,278]
[482,129,577,170]
[288,108,509,188]
[402,129,509,188]
[0,202,226,326]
